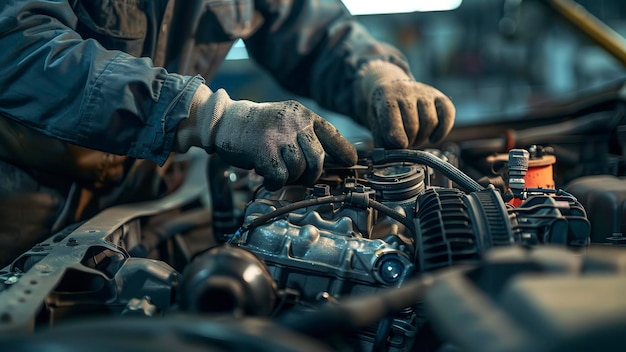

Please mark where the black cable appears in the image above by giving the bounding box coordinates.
[368,197,416,235]
[372,316,393,352]
[242,194,348,234]
[278,274,434,338]
[233,193,415,242]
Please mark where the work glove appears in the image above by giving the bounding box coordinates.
[358,60,456,148]
[175,85,357,191]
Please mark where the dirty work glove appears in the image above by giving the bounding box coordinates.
[358,60,456,148]
[175,85,357,191]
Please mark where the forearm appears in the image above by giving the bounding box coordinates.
[247,0,411,118]
[0,0,201,166]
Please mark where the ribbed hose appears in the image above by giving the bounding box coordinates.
[370,149,484,193]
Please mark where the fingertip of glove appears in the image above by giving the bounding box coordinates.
[431,98,456,144]
[429,124,450,145]
[263,177,287,192]
[256,158,289,191]
[329,135,358,166]
[332,145,358,166]
[312,117,358,166]
[433,95,453,119]
[384,134,410,149]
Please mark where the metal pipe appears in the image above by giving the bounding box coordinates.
[547,0,626,67]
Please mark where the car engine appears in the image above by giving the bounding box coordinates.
[4,0,626,349]
[4,128,622,351]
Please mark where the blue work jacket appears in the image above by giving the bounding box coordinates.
[0,0,409,168]
[0,0,410,265]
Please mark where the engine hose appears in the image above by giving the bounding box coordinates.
[241,195,347,235]
[278,273,436,338]
[234,193,415,241]
[370,149,484,193]
[367,197,416,235]
[208,154,238,242]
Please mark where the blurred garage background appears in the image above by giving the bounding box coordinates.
[210,0,626,139]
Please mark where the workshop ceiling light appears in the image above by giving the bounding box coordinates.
[225,39,248,60]
[341,0,462,15]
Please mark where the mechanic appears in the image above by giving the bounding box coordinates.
[0,0,455,266]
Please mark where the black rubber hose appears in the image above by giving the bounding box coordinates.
[237,193,415,240]
[208,154,238,242]
[278,274,434,338]
[241,195,348,235]
[367,197,415,235]
[140,207,212,253]
[372,316,393,352]
[370,149,484,193]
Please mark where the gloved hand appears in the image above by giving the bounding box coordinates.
[175,85,357,190]
[358,60,455,148]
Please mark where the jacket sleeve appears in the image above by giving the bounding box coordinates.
[246,0,411,120]
[0,0,203,166]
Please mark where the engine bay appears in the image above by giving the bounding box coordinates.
[4,0,626,351]
[2,95,626,351]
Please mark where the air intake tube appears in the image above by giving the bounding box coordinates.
[370,149,484,193]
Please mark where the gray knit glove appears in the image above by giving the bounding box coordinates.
[175,85,357,191]
[358,60,455,148]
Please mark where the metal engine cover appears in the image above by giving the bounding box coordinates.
[240,200,414,302]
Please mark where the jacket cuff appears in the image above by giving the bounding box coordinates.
[173,85,233,154]
[135,74,204,165]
